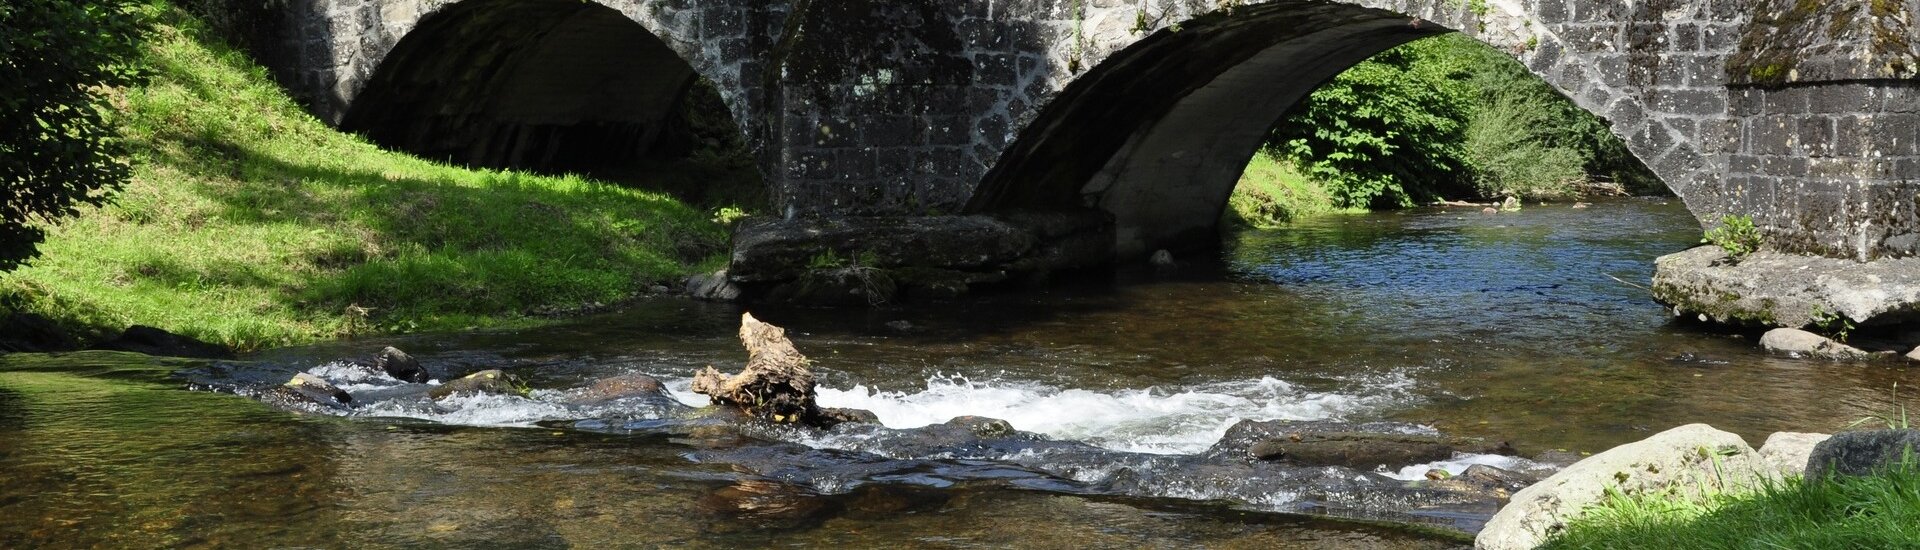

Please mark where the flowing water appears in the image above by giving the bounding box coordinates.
[6,198,1918,548]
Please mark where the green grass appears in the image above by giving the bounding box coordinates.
[1542,464,1920,549]
[1223,153,1366,227]
[0,5,730,351]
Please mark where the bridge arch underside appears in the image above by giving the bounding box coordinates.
[971,3,1618,257]
[338,0,721,177]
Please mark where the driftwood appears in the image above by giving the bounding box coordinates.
[692,313,820,423]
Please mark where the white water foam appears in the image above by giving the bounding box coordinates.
[808,373,1411,455]
[1376,453,1548,481]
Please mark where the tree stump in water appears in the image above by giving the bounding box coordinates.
[692,313,819,424]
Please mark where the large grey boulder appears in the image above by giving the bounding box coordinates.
[1758,432,1832,477]
[1476,424,1772,550]
[1805,429,1920,480]
[687,270,742,301]
[1652,245,1920,328]
[1758,328,1876,360]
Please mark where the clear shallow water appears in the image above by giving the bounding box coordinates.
[6,198,1918,548]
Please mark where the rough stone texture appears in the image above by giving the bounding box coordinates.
[264,0,1917,260]
[1758,328,1877,359]
[686,270,742,301]
[1653,245,1920,327]
[279,372,352,407]
[1758,432,1833,477]
[1728,0,1918,84]
[1806,429,1920,480]
[1476,424,1772,550]
[427,369,524,399]
[375,346,429,383]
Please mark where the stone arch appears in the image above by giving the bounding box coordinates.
[967,0,1709,257]
[332,0,760,179]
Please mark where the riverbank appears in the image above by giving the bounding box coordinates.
[0,5,732,352]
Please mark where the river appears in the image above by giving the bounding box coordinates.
[4,198,1915,548]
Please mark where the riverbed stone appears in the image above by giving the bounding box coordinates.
[427,369,525,399]
[728,216,1034,283]
[1758,328,1876,360]
[375,346,429,383]
[1476,424,1773,550]
[687,270,742,301]
[1907,345,1920,362]
[1758,431,1831,477]
[1652,246,1920,328]
[1805,429,1920,480]
[277,372,352,407]
[564,372,669,405]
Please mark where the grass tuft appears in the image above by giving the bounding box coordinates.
[0,4,730,351]
[1542,461,1920,549]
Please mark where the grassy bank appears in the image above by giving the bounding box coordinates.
[0,5,729,351]
[1222,153,1362,228]
[1542,465,1920,549]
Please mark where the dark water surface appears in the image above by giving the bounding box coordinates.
[5,198,1916,548]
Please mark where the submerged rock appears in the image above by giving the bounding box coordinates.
[764,268,897,306]
[692,313,823,424]
[375,346,430,383]
[91,325,233,359]
[563,372,669,405]
[1805,429,1920,480]
[427,369,525,399]
[1758,328,1878,360]
[1241,430,1516,470]
[1477,424,1772,550]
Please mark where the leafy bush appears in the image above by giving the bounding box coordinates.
[1702,214,1763,259]
[0,0,149,271]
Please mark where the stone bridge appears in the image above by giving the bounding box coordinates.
[256,0,1918,260]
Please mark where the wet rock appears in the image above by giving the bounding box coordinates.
[1805,429,1920,480]
[1571,202,1590,209]
[0,313,76,353]
[1652,245,1920,328]
[728,216,1034,283]
[817,407,880,426]
[265,372,352,409]
[884,320,914,332]
[1458,464,1539,492]
[564,372,669,405]
[692,313,822,424]
[891,267,999,301]
[1758,328,1877,360]
[763,268,897,306]
[1907,345,1920,362]
[698,479,836,529]
[374,346,429,383]
[427,369,525,399]
[1480,207,1498,215]
[1758,431,1831,476]
[1243,430,1515,470]
[1477,424,1772,550]
[91,325,233,359]
[687,270,742,301]
[947,415,1014,438]
[1498,197,1522,212]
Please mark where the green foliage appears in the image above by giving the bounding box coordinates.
[1542,459,1920,549]
[1810,305,1857,343]
[1702,214,1763,259]
[1267,43,1476,209]
[807,250,847,270]
[1223,152,1359,226]
[0,0,150,272]
[1850,383,1910,430]
[0,5,729,350]
[1258,34,1664,210]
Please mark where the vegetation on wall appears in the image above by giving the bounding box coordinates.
[1235,34,1664,226]
[0,4,729,350]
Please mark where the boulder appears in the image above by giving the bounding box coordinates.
[1805,429,1920,480]
[268,372,352,408]
[763,268,897,307]
[1652,245,1920,328]
[1476,424,1773,550]
[692,313,821,424]
[427,369,526,399]
[91,325,233,359]
[1758,431,1832,477]
[375,346,429,383]
[817,407,880,426]
[0,313,76,353]
[1907,345,1920,362]
[1458,464,1540,493]
[1149,249,1175,268]
[1758,328,1877,360]
[564,372,669,405]
[687,270,742,301]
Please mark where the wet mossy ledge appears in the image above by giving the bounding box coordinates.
[1651,246,1920,357]
[0,4,731,352]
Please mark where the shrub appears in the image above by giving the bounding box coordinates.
[0,0,149,271]
[1702,214,1763,259]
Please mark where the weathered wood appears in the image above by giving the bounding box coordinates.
[692,313,819,423]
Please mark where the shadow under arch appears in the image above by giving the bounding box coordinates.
[339,0,755,196]
[967,2,1635,257]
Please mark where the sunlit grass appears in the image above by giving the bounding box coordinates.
[1542,461,1920,549]
[1224,153,1367,227]
[0,5,729,351]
